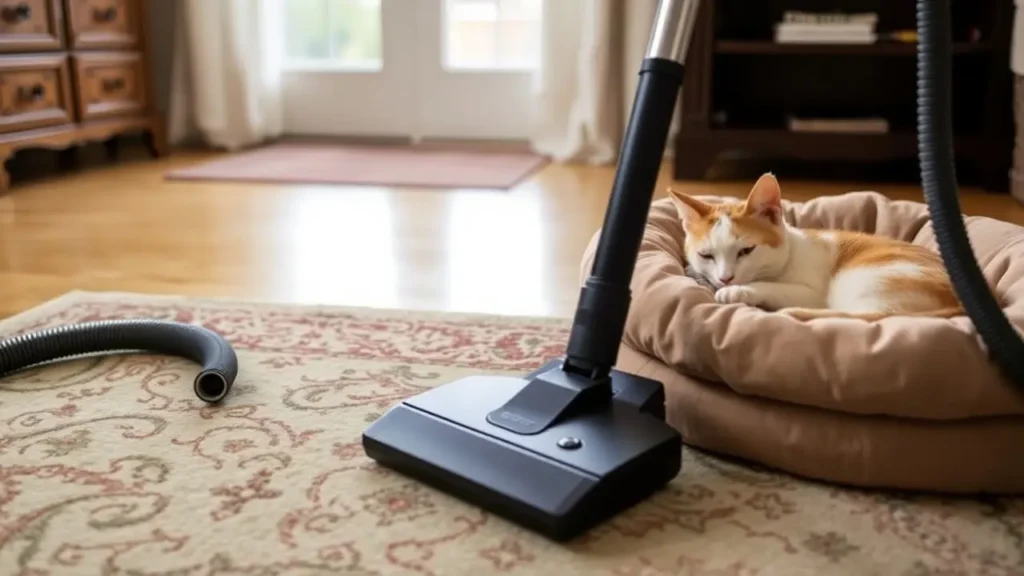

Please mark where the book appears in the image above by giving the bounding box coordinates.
[787,116,890,134]
[775,29,877,44]
[782,11,878,26]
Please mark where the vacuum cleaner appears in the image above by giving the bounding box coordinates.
[362,0,1024,542]
[1,0,1020,544]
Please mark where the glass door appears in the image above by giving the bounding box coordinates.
[280,0,542,141]
[414,0,541,140]
[282,0,414,137]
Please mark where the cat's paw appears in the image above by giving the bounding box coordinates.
[714,285,761,306]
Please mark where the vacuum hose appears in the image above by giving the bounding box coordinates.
[917,0,1024,385]
[0,319,238,403]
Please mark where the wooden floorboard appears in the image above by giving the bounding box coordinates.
[1,146,1022,320]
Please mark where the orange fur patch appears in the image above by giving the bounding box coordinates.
[806,229,943,272]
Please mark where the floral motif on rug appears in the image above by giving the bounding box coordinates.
[0,292,1021,576]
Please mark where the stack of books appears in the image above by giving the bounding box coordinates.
[774,11,878,44]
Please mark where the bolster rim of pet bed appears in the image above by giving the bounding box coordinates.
[580,191,1024,493]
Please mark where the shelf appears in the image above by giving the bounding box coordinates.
[675,0,1011,190]
[715,40,990,56]
[677,127,982,162]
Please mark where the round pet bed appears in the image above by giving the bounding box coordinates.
[580,190,1024,494]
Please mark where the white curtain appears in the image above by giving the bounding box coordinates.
[168,0,285,151]
[529,0,680,165]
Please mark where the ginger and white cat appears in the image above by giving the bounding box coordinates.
[671,173,963,320]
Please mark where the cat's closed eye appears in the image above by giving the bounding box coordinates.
[737,246,756,257]
[698,252,713,260]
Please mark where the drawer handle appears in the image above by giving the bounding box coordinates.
[1,3,31,22]
[17,84,45,101]
[93,5,118,22]
[101,77,125,92]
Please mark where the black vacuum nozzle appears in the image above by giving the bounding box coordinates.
[362,360,681,540]
[363,0,700,541]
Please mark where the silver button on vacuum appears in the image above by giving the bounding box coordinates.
[557,437,582,450]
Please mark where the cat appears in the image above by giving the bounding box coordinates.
[670,172,964,321]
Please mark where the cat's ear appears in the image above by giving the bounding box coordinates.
[743,173,783,224]
[668,188,711,232]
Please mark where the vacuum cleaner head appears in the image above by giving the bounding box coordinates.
[362,358,682,541]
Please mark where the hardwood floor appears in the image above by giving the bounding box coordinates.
[2,146,1023,320]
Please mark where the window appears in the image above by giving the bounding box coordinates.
[284,0,382,69]
[282,0,541,71]
[444,0,542,70]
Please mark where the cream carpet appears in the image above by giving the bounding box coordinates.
[0,291,1020,575]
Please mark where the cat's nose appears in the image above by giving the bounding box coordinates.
[719,275,734,285]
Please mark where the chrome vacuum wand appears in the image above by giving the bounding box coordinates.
[362,0,703,542]
[648,0,701,61]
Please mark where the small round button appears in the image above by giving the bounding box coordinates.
[557,437,582,450]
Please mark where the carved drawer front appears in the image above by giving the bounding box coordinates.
[0,0,64,52]
[64,0,137,49]
[73,51,145,121]
[0,54,73,134]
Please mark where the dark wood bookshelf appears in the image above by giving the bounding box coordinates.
[674,0,1014,191]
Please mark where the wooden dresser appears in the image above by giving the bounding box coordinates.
[0,0,164,191]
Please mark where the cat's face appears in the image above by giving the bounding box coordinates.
[670,173,790,289]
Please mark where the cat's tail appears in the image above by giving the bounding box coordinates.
[778,306,964,322]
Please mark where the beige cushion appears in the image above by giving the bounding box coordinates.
[580,191,1024,492]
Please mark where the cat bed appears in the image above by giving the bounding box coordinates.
[580,191,1024,493]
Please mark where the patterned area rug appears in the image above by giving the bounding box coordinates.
[0,292,1021,575]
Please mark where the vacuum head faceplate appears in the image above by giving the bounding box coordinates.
[362,358,683,541]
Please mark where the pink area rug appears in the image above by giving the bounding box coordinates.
[165,142,549,190]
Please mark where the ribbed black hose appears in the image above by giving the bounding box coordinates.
[917,0,1024,386]
[0,319,238,403]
